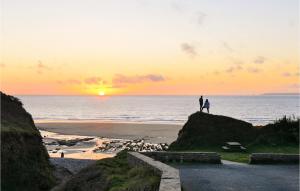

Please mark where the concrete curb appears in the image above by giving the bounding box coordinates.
[127,152,181,191]
[250,153,300,164]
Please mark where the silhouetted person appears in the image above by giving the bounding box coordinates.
[61,152,64,158]
[199,96,203,111]
[203,99,210,113]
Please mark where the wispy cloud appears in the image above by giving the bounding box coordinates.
[225,65,243,73]
[67,79,82,84]
[37,61,48,69]
[84,77,106,85]
[180,43,197,57]
[213,70,220,75]
[288,83,300,89]
[196,11,206,25]
[247,67,261,73]
[253,56,266,64]
[57,79,82,85]
[282,72,300,77]
[113,74,165,84]
[57,77,106,85]
[282,72,291,77]
[222,41,234,52]
[36,60,51,74]
[170,1,185,13]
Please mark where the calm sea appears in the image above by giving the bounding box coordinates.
[17,95,299,125]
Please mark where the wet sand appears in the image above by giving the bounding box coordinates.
[37,122,182,144]
[40,130,115,160]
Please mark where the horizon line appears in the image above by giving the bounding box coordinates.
[11,92,300,97]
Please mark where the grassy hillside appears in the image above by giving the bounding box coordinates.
[1,92,55,191]
[253,116,299,145]
[59,151,160,191]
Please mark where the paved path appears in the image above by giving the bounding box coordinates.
[175,161,299,191]
[50,158,96,174]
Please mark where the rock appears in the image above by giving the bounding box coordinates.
[169,112,255,150]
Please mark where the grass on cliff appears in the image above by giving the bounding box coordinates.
[188,145,299,163]
[1,92,56,191]
[61,151,160,191]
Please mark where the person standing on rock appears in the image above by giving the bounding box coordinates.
[199,96,203,111]
[203,99,210,113]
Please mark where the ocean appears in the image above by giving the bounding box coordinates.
[17,95,299,126]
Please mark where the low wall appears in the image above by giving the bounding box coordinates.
[142,151,221,164]
[127,152,181,191]
[250,153,300,164]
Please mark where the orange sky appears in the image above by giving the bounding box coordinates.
[1,0,299,95]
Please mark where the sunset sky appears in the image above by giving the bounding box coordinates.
[1,0,299,95]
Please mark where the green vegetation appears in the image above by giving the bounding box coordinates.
[1,92,56,191]
[180,145,299,163]
[254,116,299,145]
[199,146,298,163]
[61,151,160,191]
[169,112,299,163]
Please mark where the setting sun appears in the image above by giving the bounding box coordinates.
[98,91,105,96]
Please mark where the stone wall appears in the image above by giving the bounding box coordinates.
[127,152,181,191]
[250,153,300,164]
[142,151,221,164]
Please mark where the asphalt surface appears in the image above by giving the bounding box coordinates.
[175,160,299,191]
[50,158,96,174]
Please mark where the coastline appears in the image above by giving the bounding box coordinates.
[37,122,182,144]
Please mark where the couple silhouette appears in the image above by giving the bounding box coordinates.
[199,96,210,113]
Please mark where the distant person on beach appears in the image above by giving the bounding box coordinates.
[203,99,210,113]
[199,96,203,111]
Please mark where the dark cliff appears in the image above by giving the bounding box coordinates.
[1,92,55,191]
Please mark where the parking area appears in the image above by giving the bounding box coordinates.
[176,160,299,191]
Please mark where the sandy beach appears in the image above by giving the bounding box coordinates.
[40,130,115,160]
[37,122,182,144]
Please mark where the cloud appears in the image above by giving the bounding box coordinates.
[247,67,261,73]
[113,74,165,84]
[222,41,234,52]
[38,61,48,69]
[57,77,107,85]
[106,85,125,89]
[254,56,266,64]
[67,79,81,84]
[225,65,243,73]
[180,43,197,57]
[282,72,300,77]
[0,63,5,68]
[196,11,206,25]
[282,72,291,77]
[170,1,185,13]
[226,67,235,73]
[36,60,50,74]
[84,77,106,85]
[288,83,300,89]
[232,58,244,66]
[213,70,220,75]
[57,79,81,85]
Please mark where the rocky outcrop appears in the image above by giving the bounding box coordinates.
[169,112,255,150]
[1,92,55,191]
